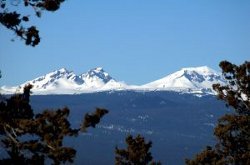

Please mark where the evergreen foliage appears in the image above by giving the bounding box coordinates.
[0,0,65,46]
[186,61,250,165]
[0,84,108,164]
[115,134,161,165]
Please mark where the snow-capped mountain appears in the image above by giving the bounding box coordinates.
[1,67,127,94]
[141,66,225,94]
[0,66,225,95]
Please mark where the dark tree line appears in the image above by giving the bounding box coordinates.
[0,84,108,164]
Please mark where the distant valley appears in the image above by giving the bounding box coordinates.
[27,91,230,164]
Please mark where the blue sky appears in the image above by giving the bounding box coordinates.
[0,0,249,86]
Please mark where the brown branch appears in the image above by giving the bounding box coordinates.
[3,125,19,144]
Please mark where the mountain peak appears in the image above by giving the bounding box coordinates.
[83,67,113,84]
[46,68,73,80]
[1,66,225,95]
[58,68,69,73]
[93,67,104,71]
[87,67,106,74]
[142,66,225,93]
[48,68,71,77]
[180,66,217,74]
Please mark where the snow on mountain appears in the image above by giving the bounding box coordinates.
[0,66,225,95]
[141,66,225,94]
[0,67,127,94]
[80,67,114,88]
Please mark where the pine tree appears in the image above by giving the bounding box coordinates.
[0,0,66,46]
[115,134,161,165]
[0,84,108,164]
[186,61,250,165]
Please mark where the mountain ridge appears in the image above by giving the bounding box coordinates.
[0,66,225,95]
[142,66,224,89]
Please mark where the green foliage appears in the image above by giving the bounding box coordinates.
[0,0,65,46]
[115,134,161,165]
[0,84,108,164]
[186,61,250,165]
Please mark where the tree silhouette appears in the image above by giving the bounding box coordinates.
[0,1,112,164]
[186,61,250,165]
[115,134,161,165]
[0,0,65,46]
[0,84,108,164]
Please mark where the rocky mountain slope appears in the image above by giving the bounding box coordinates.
[0,66,225,95]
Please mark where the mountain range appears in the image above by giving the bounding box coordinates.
[0,66,225,95]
